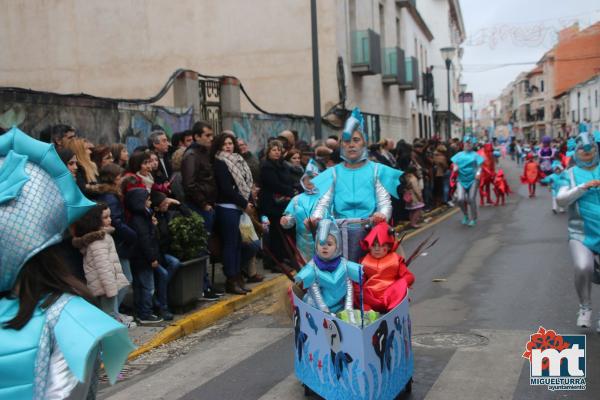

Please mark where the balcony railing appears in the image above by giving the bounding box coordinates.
[351,29,381,75]
[399,56,419,91]
[382,47,406,85]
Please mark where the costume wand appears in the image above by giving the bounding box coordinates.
[359,268,364,329]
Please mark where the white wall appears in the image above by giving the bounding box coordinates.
[0,0,340,115]
[568,77,600,131]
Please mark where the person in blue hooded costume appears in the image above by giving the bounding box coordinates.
[294,220,362,324]
[556,132,600,332]
[0,128,135,399]
[450,135,484,226]
[281,159,324,264]
[310,108,403,262]
[540,160,565,214]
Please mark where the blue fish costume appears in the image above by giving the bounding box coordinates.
[312,108,403,262]
[0,128,135,399]
[540,160,565,213]
[282,159,323,263]
[556,132,600,331]
[295,220,362,324]
[451,135,484,226]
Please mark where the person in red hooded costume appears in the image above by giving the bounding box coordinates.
[520,153,542,197]
[493,168,511,206]
[478,143,496,206]
[355,222,415,313]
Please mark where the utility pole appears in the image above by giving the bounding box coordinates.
[310,0,322,140]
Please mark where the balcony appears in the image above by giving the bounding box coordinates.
[382,47,406,85]
[351,29,381,75]
[398,56,419,91]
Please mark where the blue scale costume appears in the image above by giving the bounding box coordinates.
[294,220,362,324]
[540,160,564,213]
[311,108,403,262]
[451,136,484,226]
[0,128,135,399]
[282,160,323,263]
[557,132,600,331]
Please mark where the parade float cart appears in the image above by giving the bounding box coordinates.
[292,289,413,400]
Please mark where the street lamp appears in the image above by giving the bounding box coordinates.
[440,47,456,140]
[460,83,467,136]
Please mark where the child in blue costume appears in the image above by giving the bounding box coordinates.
[540,160,565,214]
[0,128,135,399]
[451,136,484,226]
[556,132,600,332]
[281,159,322,264]
[295,220,362,324]
[310,108,403,262]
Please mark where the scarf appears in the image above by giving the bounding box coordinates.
[313,255,341,272]
[136,172,154,192]
[216,151,253,200]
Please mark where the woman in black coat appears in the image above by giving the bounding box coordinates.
[212,132,255,295]
[259,140,296,270]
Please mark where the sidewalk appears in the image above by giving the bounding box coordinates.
[126,205,458,360]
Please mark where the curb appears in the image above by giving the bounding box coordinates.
[128,274,290,360]
[128,206,459,361]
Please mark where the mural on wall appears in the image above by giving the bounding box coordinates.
[0,91,194,151]
[231,113,339,155]
[118,105,194,153]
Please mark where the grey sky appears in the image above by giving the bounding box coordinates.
[460,0,600,108]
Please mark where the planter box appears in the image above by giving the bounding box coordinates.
[168,255,208,312]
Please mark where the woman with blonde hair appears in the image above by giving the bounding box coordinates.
[65,137,98,190]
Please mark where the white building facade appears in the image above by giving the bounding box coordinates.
[0,0,464,143]
[567,74,600,133]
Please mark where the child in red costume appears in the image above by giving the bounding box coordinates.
[520,153,542,198]
[493,169,511,206]
[355,222,415,313]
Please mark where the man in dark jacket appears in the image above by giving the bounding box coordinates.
[148,130,172,185]
[180,121,222,300]
[182,121,217,223]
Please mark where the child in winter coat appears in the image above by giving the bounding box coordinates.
[356,222,414,313]
[521,153,542,197]
[540,161,565,213]
[403,165,425,228]
[72,203,132,325]
[125,187,164,324]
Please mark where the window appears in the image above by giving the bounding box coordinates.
[596,90,598,108]
[540,80,544,92]
[379,4,385,45]
[572,110,576,122]
[396,17,401,47]
[349,0,356,32]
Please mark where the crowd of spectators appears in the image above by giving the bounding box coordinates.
[27,122,466,326]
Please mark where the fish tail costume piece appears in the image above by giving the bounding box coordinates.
[450,135,483,224]
[356,223,414,313]
[311,108,403,261]
[294,220,362,324]
[556,132,600,315]
[0,128,135,399]
[282,160,322,263]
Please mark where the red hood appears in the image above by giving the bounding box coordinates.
[360,222,399,252]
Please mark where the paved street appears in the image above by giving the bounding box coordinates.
[99,159,600,400]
